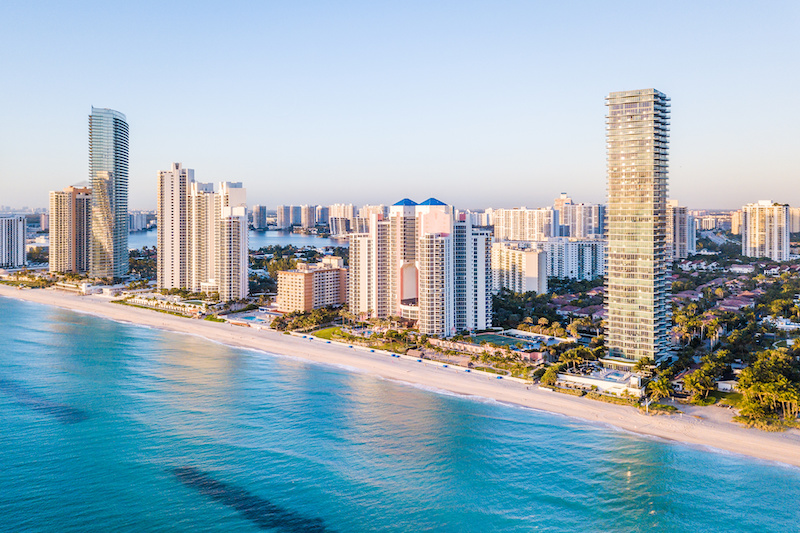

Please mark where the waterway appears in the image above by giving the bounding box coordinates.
[128,229,348,251]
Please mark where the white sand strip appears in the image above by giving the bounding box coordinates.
[2,284,799,468]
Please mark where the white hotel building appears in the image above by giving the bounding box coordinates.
[493,207,556,241]
[0,215,26,269]
[157,163,249,301]
[742,200,790,261]
[491,243,547,294]
[349,198,491,337]
[491,238,605,294]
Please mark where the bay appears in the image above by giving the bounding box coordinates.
[127,230,348,251]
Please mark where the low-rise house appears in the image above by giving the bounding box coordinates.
[557,368,644,398]
[675,290,703,301]
[716,380,738,392]
[716,298,755,312]
[729,264,755,274]
[556,305,582,316]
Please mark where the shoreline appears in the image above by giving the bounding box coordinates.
[2,284,800,469]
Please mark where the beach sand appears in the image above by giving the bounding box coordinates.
[3,284,800,468]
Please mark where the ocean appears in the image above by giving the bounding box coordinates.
[1,296,799,532]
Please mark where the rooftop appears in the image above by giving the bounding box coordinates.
[419,198,447,206]
[393,198,417,206]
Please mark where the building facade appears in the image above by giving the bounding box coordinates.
[300,205,317,228]
[88,107,129,279]
[348,199,491,336]
[216,205,249,301]
[491,242,547,294]
[559,202,605,239]
[276,256,347,312]
[156,168,249,301]
[742,201,790,261]
[157,163,192,289]
[251,205,268,229]
[187,181,216,293]
[604,89,672,363]
[537,238,605,281]
[49,186,91,273]
[493,207,556,241]
[789,207,800,234]
[0,215,26,268]
[276,205,292,229]
[666,200,695,260]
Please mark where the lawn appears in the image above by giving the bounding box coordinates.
[473,366,509,375]
[313,327,342,340]
[708,390,743,408]
[374,341,409,353]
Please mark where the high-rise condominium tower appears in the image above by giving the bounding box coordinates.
[348,199,491,337]
[742,200,789,261]
[604,89,671,363]
[157,163,193,289]
[49,186,92,273]
[89,107,129,279]
[156,166,249,301]
[0,216,26,268]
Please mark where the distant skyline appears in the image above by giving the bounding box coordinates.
[1,1,798,211]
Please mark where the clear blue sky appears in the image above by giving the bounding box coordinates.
[1,0,798,211]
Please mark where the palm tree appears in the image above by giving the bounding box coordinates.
[633,357,655,377]
[647,376,674,403]
[566,320,580,339]
[559,348,583,371]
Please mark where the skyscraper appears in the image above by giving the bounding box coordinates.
[348,198,491,336]
[49,186,92,273]
[215,182,249,301]
[89,107,129,280]
[187,180,216,293]
[604,89,671,363]
[156,169,249,301]
[493,207,556,241]
[0,215,25,268]
[742,200,789,261]
[666,200,692,260]
[157,163,192,289]
[251,205,268,229]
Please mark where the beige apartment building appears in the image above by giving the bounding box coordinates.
[49,186,91,273]
[276,256,347,312]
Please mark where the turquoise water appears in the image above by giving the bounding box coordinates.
[1,296,799,532]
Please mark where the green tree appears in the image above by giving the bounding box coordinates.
[683,369,716,399]
[647,375,674,403]
[633,357,655,378]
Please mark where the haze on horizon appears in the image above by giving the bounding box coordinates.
[1,1,798,212]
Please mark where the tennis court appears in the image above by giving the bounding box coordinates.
[471,333,528,347]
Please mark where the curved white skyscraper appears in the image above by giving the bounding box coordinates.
[89,107,129,280]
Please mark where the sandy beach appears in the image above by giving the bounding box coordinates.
[2,284,800,469]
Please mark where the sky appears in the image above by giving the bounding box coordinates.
[1,0,798,211]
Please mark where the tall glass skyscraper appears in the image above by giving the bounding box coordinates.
[604,89,671,363]
[89,107,129,280]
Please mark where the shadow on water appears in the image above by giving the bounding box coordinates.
[171,466,330,532]
[0,377,88,424]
